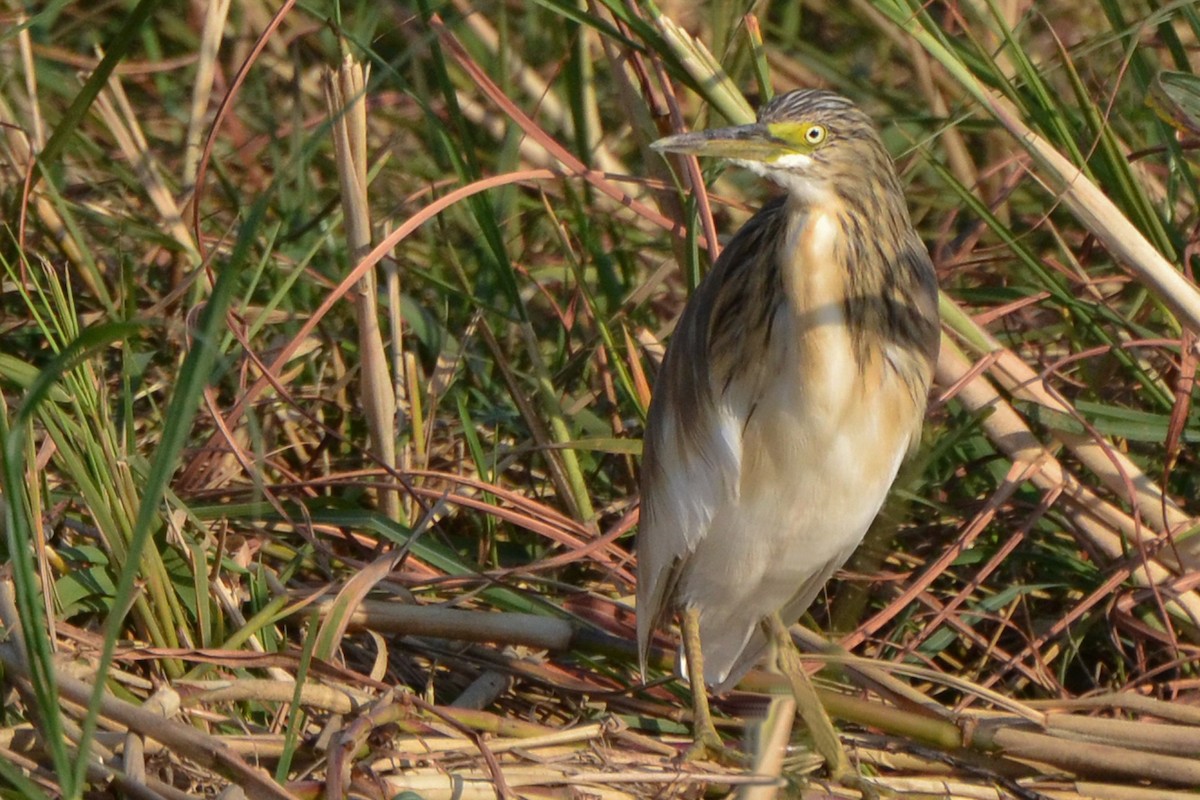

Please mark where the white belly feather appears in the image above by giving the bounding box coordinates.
[675,207,923,688]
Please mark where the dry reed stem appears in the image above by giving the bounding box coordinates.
[734,693,797,800]
[937,339,1200,624]
[0,91,91,287]
[973,332,1191,545]
[883,8,1200,331]
[1069,782,1200,800]
[7,606,1200,796]
[1026,693,1200,725]
[182,0,232,192]
[13,13,45,150]
[0,640,299,800]
[302,596,574,650]
[185,679,363,716]
[94,67,200,269]
[324,54,401,522]
[649,11,754,125]
[452,0,626,177]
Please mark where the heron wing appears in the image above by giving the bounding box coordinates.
[635,198,791,675]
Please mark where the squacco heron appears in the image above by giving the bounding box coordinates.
[637,89,940,768]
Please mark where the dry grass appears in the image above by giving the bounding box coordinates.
[2,1,1200,798]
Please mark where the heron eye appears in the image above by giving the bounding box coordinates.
[805,124,827,145]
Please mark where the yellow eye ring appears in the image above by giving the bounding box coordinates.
[805,124,827,145]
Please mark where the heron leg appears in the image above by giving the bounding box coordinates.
[764,614,853,780]
[681,606,739,763]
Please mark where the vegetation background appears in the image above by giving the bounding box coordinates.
[2,0,1200,797]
